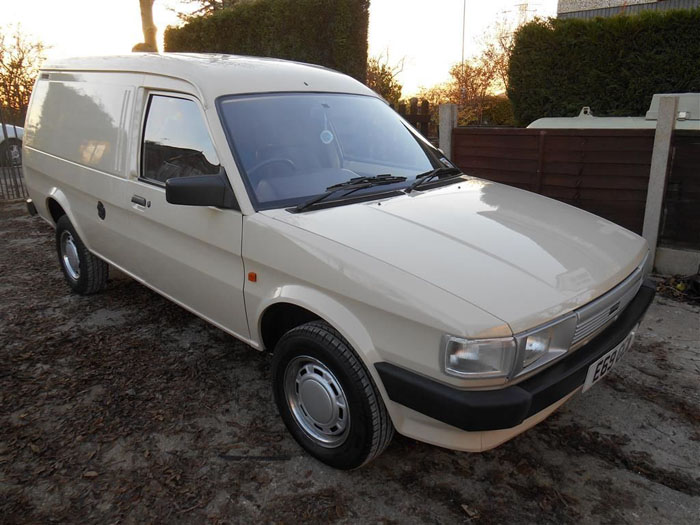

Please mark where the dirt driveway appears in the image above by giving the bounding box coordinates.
[1,200,699,524]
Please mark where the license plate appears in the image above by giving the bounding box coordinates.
[582,326,637,393]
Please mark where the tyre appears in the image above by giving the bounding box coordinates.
[55,215,108,295]
[272,320,394,469]
[0,138,22,167]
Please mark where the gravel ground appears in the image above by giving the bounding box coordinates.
[1,200,699,524]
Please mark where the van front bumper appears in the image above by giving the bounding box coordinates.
[375,279,655,433]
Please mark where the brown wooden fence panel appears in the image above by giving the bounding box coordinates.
[661,131,700,248]
[451,127,656,235]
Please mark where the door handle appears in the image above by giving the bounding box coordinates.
[131,195,147,206]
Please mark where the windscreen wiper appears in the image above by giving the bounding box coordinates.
[405,167,463,193]
[294,174,407,212]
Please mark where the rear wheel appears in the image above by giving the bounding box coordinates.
[272,320,394,469]
[55,215,108,294]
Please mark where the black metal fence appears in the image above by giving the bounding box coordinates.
[0,106,27,200]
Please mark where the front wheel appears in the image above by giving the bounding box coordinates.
[55,215,108,295]
[272,320,394,469]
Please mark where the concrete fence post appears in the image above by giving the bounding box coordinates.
[438,104,458,159]
[642,96,678,273]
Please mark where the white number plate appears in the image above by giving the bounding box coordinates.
[582,326,638,393]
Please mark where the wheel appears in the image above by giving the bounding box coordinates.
[0,138,22,167]
[55,215,108,295]
[272,320,394,469]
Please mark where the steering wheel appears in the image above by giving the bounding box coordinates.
[248,158,297,177]
[168,150,204,162]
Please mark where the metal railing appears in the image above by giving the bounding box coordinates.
[0,106,28,201]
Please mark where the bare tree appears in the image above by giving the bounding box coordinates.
[479,18,516,92]
[416,17,520,126]
[450,58,499,121]
[418,56,502,126]
[134,0,158,52]
[0,25,46,125]
[176,0,242,20]
[366,53,404,107]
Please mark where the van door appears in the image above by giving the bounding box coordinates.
[125,93,249,339]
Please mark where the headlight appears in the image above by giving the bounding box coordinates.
[514,313,577,375]
[521,330,553,368]
[442,314,577,381]
[442,336,517,378]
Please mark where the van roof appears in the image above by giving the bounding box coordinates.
[42,53,376,102]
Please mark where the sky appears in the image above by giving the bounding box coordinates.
[369,0,557,95]
[2,0,558,96]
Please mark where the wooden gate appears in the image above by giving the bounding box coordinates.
[394,98,434,143]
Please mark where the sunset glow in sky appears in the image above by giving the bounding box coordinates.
[4,0,557,96]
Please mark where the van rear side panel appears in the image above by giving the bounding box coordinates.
[24,72,135,176]
[23,72,139,264]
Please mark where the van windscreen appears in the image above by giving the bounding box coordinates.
[217,93,438,210]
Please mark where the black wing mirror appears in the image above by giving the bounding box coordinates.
[165,168,238,209]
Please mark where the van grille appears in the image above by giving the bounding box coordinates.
[570,266,644,349]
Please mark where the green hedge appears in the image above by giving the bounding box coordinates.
[164,0,369,81]
[507,9,700,126]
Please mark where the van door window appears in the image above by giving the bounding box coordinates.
[142,95,220,184]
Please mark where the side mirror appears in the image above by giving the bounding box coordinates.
[165,169,238,209]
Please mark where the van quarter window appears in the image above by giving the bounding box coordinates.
[142,95,221,184]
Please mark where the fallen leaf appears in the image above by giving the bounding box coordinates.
[83,471,99,478]
[461,504,480,519]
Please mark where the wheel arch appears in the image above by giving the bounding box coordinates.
[259,302,321,352]
[44,189,90,246]
[46,196,66,224]
[256,286,376,362]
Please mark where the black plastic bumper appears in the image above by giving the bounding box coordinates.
[375,279,656,432]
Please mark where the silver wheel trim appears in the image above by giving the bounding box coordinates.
[283,355,350,448]
[60,230,80,281]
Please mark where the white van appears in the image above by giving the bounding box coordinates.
[23,54,654,469]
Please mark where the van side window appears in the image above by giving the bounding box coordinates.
[142,95,220,184]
